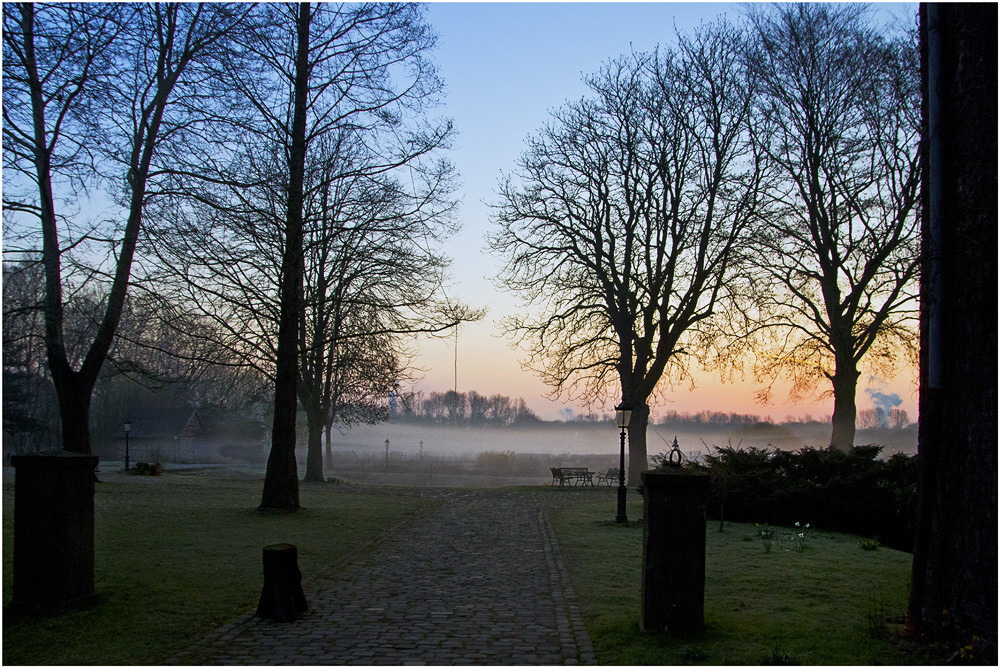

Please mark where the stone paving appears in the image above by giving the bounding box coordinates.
[169,488,597,665]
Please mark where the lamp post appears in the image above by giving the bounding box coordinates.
[384,438,390,471]
[123,418,132,472]
[615,402,632,524]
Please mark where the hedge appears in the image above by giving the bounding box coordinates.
[661,444,919,552]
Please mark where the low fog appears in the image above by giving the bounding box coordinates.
[326,420,918,463]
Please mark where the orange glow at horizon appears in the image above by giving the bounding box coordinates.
[409,324,919,424]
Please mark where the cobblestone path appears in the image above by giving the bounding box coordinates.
[169,488,596,665]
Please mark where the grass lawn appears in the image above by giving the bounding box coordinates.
[4,471,922,665]
[550,490,917,665]
[2,469,436,665]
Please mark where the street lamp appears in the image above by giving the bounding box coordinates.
[384,438,390,471]
[615,402,632,524]
[123,418,132,472]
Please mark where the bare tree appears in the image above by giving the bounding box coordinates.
[489,22,762,484]
[2,3,249,454]
[743,4,921,450]
[147,3,465,507]
[298,131,465,481]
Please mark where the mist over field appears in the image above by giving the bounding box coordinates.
[325,420,918,464]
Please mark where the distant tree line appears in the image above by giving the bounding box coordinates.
[402,390,539,427]
[2,262,273,456]
[660,408,909,430]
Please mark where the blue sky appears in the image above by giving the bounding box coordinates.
[409,2,920,421]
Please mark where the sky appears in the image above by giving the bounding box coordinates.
[406,2,920,423]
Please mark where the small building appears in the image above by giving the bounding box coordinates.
[123,408,203,464]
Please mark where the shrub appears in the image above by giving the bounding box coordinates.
[475,450,518,475]
[669,444,918,551]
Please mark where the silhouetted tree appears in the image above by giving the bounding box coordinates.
[2,3,249,454]
[490,22,762,484]
[742,4,920,450]
[298,132,466,481]
[146,3,464,504]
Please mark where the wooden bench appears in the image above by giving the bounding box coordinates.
[595,467,619,486]
[551,467,595,487]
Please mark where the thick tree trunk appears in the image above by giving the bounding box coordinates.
[51,375,94,455]
[260,4,310,511]
[828,366,860,451]
[908,3,997,645]
[626,403,650,486]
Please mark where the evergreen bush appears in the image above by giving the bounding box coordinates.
[672,444,918,551]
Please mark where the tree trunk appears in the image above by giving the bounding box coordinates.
[626,403,651,486]
[829,362,860,451]
[324,421,333,464]
[260,3,310,511]
[51,374,94,455]
[302,399,325,482]
[908,3,997,645]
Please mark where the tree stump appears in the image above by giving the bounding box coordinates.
[256,543,307,622]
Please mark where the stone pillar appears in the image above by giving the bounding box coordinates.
[640,468,709,633]
[11,451,99,608]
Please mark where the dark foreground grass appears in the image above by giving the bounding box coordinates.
[550,491,917,665]
[4,473,919,665]
[2,470,435,665]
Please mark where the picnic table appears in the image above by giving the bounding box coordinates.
[550,467,595,487]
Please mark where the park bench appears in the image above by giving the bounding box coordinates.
[550,467,595,487]
[595,467,619,486]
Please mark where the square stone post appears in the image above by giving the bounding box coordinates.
[11,451,99,608]
[640,468,709,633]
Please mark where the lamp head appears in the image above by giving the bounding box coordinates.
[614,402,633,429]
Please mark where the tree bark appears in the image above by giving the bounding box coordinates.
[829,364,860,451]
[626,402,651,486]
[260,3,310,511]
[53,381,94,455]
[908,3,997,645]
[302,397,325,482]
